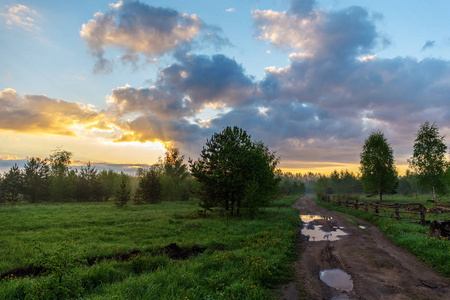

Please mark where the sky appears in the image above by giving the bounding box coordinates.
[1,0,450,175]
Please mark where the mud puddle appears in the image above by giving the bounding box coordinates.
[300,215,349,241]
[320,268,353,291]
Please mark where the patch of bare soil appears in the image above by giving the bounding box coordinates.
[280,196,450,300]
[1,243,206,280]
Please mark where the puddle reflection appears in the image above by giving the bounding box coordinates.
[320,269,353,291]
[300,215,348,241]
[300,214,332,223]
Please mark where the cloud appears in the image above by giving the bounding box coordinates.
[253,1,383,60]
[0,155,19,160]
[0,4,40,31]
[0,89,108,136]
[422,40,435,51]
[105,53,255,149]
[6,1,450,171]
[289,0,315,19]
[107,53,254,117]
[80,1,203,73]
[100,1,450,165]
[226,8,235,13]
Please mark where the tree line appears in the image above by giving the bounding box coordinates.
[0,147,194,206]
[2,121,446,211]
[0,127,286,216]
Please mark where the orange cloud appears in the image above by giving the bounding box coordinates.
[0,155,19,160]
[0,89,110,136]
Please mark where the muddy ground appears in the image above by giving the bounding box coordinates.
[280,196,450,300]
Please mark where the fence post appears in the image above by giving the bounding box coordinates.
[395,205,400,220]
[375,204,379,214]
[355,199,359,210]
[364,202,368,213]
[345,196,349,208]
[419,205,426,225]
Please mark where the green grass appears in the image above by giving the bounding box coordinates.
[316,197,450,277]
[365,194,450,206]
[0,196,301,299]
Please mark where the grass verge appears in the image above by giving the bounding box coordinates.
[316,197,450,277]
[0,196,301,299]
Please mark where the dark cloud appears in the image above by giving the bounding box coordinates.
[107,53,255,120]
[422,40,436,51]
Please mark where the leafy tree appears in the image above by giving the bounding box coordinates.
[409,121,448,201]
[137,168,162,204]
[49,148,72,177]
[160,146,190,201]
[98,169,121,201]
[48,148,74,202]
[2,164,22,203]
[23,157,51,203]
[190,126,280,216]
[360,131,398,202]
[115,176,131,207]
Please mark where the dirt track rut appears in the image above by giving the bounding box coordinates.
[280,196,450,300]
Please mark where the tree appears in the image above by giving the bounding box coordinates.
[190,126,280,216]
[2,164,22,203]
[160,146,189,201]
[0,174,4,203]
[360,131,398,202]
[409,121,448,201]
[397,177,412,196]
[23,157,51,203]
[98,169,121,201]
[115,176,131,207]
[75,162,102,202]
[49,148,72,177]
[48,148,74,202]
[137,168,162,204]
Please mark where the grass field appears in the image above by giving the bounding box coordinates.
[316,195,450,277]
[0,196,301,299]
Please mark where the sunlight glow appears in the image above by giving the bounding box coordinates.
[105,140,168,151]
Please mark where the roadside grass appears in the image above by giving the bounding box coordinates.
[0,196,301,299]
[363,194,450,206]
[315,197,450,277]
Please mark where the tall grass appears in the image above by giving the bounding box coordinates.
[0,196,301,299]
[316,197,450,277]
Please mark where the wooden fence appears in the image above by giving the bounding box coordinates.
[317,193,431,225]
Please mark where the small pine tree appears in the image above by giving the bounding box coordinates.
[115,178,130,207]
[138,168,162,204]
[2,164,22,203]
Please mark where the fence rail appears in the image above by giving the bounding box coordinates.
[317,193,428,225]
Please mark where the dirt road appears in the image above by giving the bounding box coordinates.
[280,196,450,300]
